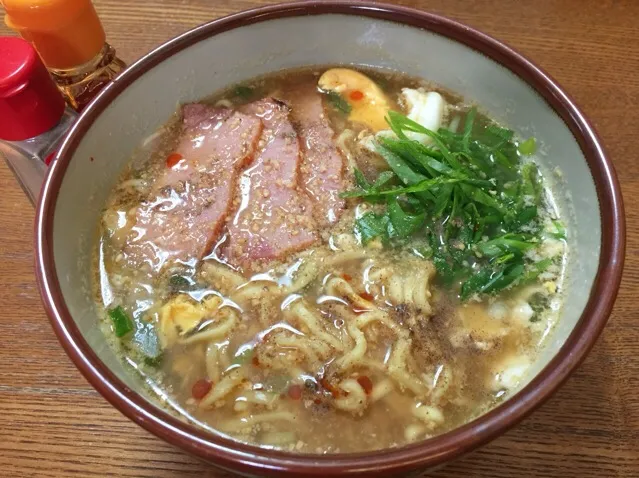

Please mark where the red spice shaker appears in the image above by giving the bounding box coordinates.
[0,36,77,204]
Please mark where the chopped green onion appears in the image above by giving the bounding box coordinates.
[518,137,537,156]
[372,171,396,189]
[375,143,428,186]
[341,176,465,199]
[549,220,566,240]
[387,197,425,237]
[108,306,134,338]
[355,212,390,245]
[346,110,557,300]
[522,258,553,283]
[353,169,371,189]
[323,90,351,114]
[477,234,537,257]
[462,107,477,151]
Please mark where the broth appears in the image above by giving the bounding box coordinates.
[94,67,567,453]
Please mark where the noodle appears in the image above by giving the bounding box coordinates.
[205,343,222,383]
[335,322,367,370]
[217,411,298,433]
[334,379,368,413]
[286,301,345,351]
[200,368,246,409]
[178,309,238,345]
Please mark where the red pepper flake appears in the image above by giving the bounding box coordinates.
[191,379,212,400]
[349,90,364,101]
[342,273,352,282]
[320,378,340,398]
[357,376,373,395]
[313,398,322,405]
[252,355,260,367]
[288,385,303,400]
[360,292,374,302]
[166,152,184,168]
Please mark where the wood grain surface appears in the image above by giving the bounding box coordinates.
[0,1,637,476]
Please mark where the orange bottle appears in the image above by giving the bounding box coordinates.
[2,0,125,111]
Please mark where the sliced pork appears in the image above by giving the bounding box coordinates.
[286,84,345,225]
[223,98,318,269]
[124,104,263,270]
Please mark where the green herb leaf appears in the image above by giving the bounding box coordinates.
[349,109,558,300]
[324,90,351,114]
[460,260,524,300]
[460,267,501,300]
[108,306,134,338]
[432,249,455,285]
[548,220,566,240]
[353,169,371,189]
[515,206,538,227]
[433,184,454,217]
[375,142,428,186]
[342,176,464,199]
[372,171,396,188]
[380,136,452,176]
[484,262,525,293]
[518,137,537,156]
[477,233,537,257]
[521,258,553,283]
[355,212,390,245]
[521,162,542,206]
[351,169,395,199]
[482,124,515,147]
[387,197,425,237]
[459,184,507,214]
[386,111,461,167]
[462,107,477,151]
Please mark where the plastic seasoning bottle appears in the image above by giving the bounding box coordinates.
[1,0,126,112]
[0,36,77,204]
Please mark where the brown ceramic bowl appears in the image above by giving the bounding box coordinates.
[34,2,625,476]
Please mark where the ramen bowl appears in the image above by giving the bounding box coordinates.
[34,2,624,476]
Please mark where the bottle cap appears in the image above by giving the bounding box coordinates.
[2,0,106,70]
[0,36,65,141]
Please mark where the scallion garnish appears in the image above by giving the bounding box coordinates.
[323,90,351,115]
[342,109,550,300]
[108,306,134,337]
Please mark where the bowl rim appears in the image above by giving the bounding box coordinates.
[35,1,626,476]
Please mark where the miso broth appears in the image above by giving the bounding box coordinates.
[94,67,567,453]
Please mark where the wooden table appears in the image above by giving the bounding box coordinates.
[1,1,637,476]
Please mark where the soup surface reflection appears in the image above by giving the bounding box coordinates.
[95,67,567,452]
